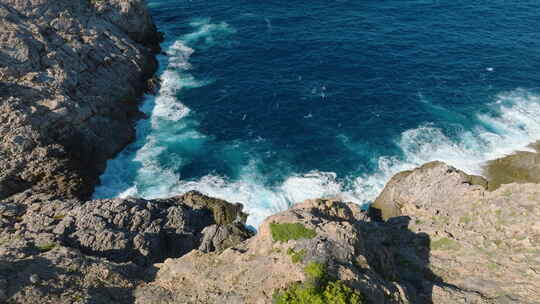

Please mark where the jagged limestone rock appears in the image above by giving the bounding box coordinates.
[0,0,160,200]
[135,162,539,304]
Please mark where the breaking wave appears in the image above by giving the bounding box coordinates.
[95,17,540,228]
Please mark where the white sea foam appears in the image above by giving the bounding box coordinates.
[161,89,540,228]
[95,18,540,229]
[183,18,236,47]
[347,89,540,205]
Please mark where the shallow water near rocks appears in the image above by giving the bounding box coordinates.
[95,0,540,227]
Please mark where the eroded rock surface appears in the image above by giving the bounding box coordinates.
[136,162,540,304]
[484,141,540,190]
[1,191,251,265]
[0,190,252,303]
[0,0,160,200]
[0,244,145,304]
[373,161,540,303]
[1,1,539,303]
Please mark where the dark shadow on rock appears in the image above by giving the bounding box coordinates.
[0,255,65,301]
[307,201,461,303]
[87,286,136,304]
[360,212,460,303]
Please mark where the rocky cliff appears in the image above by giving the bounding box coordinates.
[0,190,253,303]
[1,1,539,304]
[0,1,254,303]
[0,0,160,200]
[135,162,540,304]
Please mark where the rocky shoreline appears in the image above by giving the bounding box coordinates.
[0,0,161,201]
[1,1,539,303]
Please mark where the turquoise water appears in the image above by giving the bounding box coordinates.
[95,0,540,227]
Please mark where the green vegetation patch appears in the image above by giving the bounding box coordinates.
[431,237,460,251]
[273,262,362,304]
[37,243,57,252]
[287,248,306,264]
[53,214,65,220]
[270,223,316,242]
[459,216,472,224]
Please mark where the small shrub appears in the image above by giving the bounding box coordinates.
[287,248,306,264]
[304,262,325,282]
[323,281,363,304]
[273,262,362,304]
[270,223,316,242]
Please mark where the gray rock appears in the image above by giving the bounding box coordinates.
[371,161,487,220]
[199,223,254,253]
[2,193,250,266]
[0,0,161,201]
[1,192,252,303]
[137,163,540,304]
[0,278,7,302]
[0,243,145,304]
[372,161,540,303]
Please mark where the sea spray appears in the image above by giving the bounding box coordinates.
[96,0,540,228]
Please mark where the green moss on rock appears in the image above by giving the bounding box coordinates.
[287,248,306,264]
[431,237,460,251]
[37,243,56,252]
[270,223,316,242]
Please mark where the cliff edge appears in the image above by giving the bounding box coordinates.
[136,162,539,304]
[1,1,539,303]
[0,0,160,200]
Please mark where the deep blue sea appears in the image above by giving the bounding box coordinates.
[95,0,540,227]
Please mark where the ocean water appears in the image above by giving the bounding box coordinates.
[95,0,540,227]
